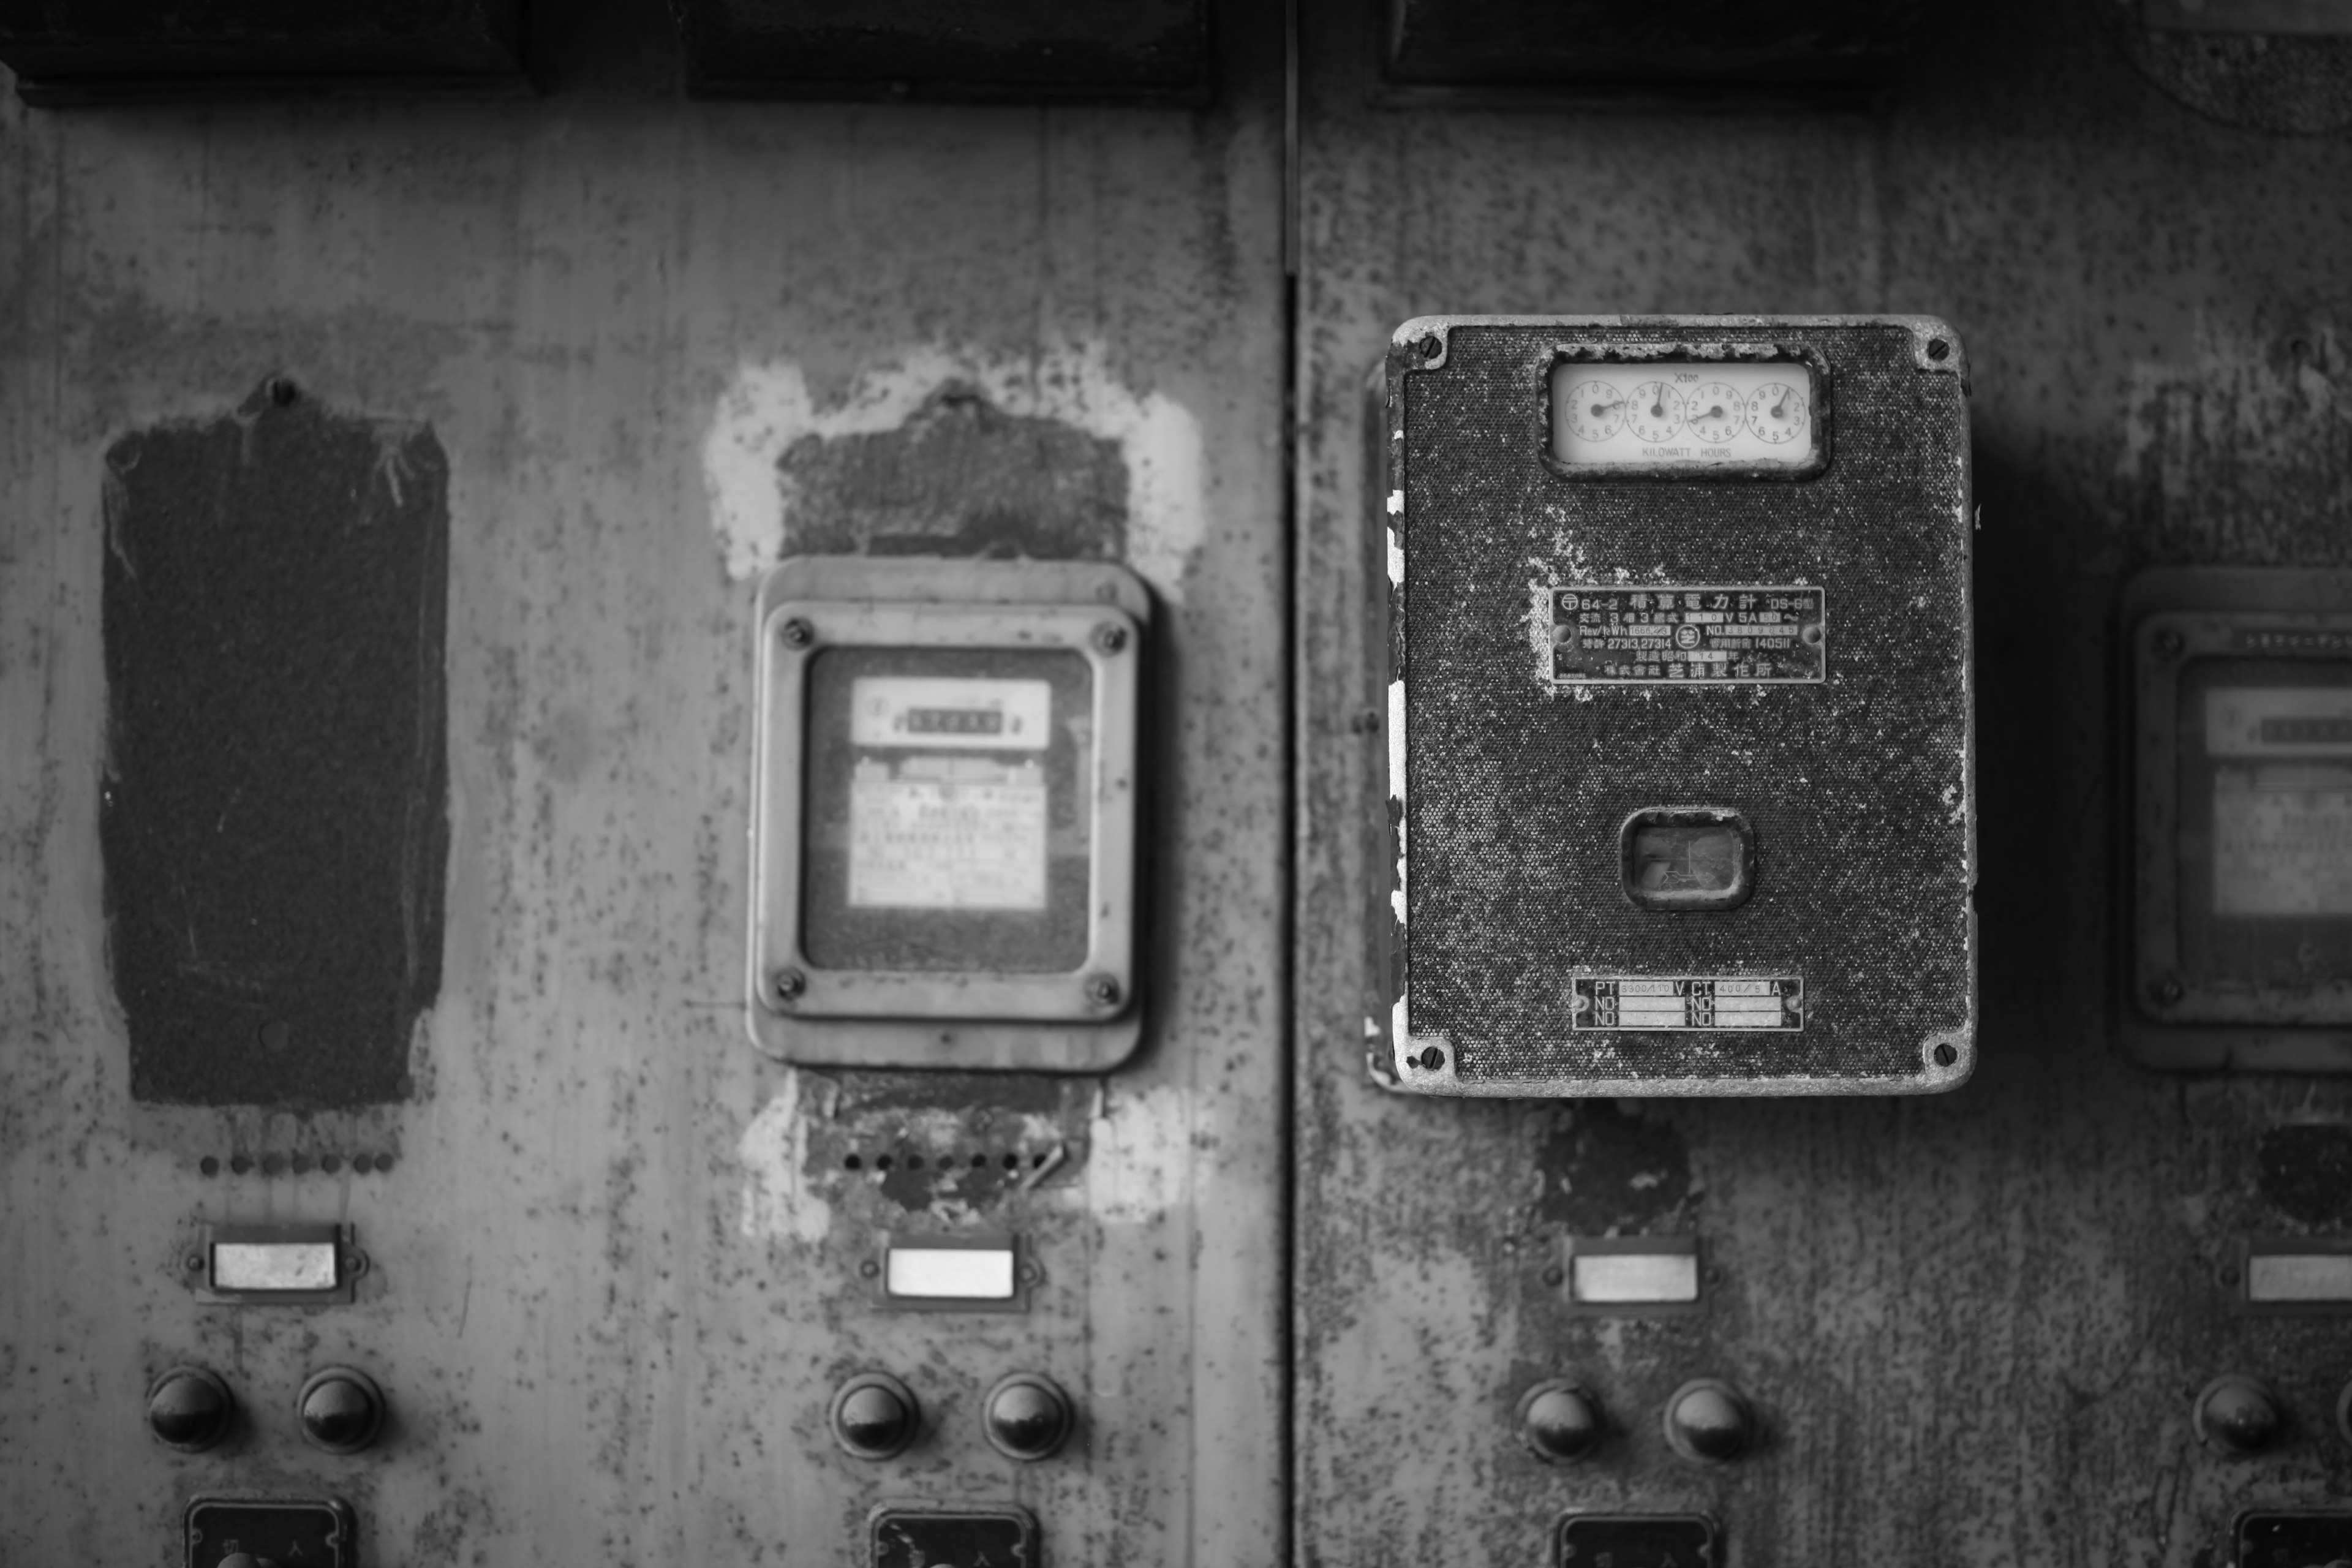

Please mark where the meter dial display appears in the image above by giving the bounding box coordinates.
[1625,382,1685,444]
[1561,380,1627,444]
[1746,382,1809,445]
[1684,382,1744,445]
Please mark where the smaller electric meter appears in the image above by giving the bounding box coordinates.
[748,557,1146,1072]
[2125,568,2352,1072]
[1373,315,1974,1096]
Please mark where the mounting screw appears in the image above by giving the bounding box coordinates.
[346,1250,370,1280]
[780,618,815,650]
[859,1259,880,1279]
[1926,337,1950,362]
[184,1252,206,1274]
[1084,973,1123,1009]
[266,375,298,407]
[1417,1046,1446,1071]
[2156,974,2185,1007]
[2156,628,2185,657]
[767,967,807,1007]
[1418,334,1442,361]
[1541,1263,1565,1287]
[1092,622,1128,655]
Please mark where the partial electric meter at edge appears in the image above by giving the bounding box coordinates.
[1375,315,1975,1098]
[747,556,1147,1073]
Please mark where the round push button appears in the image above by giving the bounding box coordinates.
[831,1372,919,1460]
[982,1373,1074,1461]
[296,1366,386,1454]
[1515,1379,1603,1463]
[1664,1378,1755,1464]
[2193,1375,2281,1456]
[146,1365,234,1451]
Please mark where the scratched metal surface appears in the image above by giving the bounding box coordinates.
[1294,0,2352,1562]
[0,3,1285,1564]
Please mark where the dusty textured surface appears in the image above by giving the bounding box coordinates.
[1295,0,2352,1561]
[0,1,1284,1562]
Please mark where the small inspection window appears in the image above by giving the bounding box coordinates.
[1620,809,1755,911]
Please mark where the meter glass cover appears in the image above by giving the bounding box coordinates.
[2178,658,2352,982]
[1552,360,1816,468]
[802,647,1092,973]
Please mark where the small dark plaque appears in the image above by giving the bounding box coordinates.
[1549,585,1825,685]
[2236,1510,2352,1566]
[1556,1512,1721,1567]
[870,1504,1037,1568]
[186,1494,353,1568]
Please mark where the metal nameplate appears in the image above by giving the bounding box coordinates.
[1573,976,1804,1031]
[1547,584,1825,684]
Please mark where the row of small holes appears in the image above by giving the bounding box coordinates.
[197,1154,396,1177]
[842,1152,1054,1173]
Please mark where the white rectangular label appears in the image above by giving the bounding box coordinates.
[212,1242,337,1292]
[1570,1251,1701,1305]
[848,761,1047,911]
[885,1245,1017,1301]
[1575,975,1804,1031]
[850,676,1052,751]
[2247,1252,2352,1302]
[2213,768,2352,915]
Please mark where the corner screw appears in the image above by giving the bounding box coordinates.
[1926,337,1951,363]
[184,1252,206,1273]
[1092,622,1128,655]
[2156,628,2185,657]
[266,375,298,407]
[347,1250,370,1279]
[780,618,814,650]
[1417,1046,1446,1071]
[1084,973,1123,1009]
[1418,334,1442,361]
[1542,1264,1566,1287]
[2157,974,2185,1006]
[768,967,807,1007]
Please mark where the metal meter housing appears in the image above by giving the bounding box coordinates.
[748,556,1147,1072]
[2124,567,2352,1071]
[1374,315,1975,1096]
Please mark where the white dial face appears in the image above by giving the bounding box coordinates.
[1746,382,1809,445]
[1562,380,1626,444]
[1550,357,1819,468]
[1624,382,1684,444]
[1684,382,1744,445]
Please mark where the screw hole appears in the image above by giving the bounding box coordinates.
[198,1156,219,1177]
[971,1153,988,1169]
[290,1153,312,1174]
[843,1153,862,1171]
[907,1155,924,1171]
[229,1155,252,1175]
[1003,1152,1022,1170]
[352,1154,374,1175]
[320,1155,342,1174]
[267,375,298,406]
[876,1155,894,1172]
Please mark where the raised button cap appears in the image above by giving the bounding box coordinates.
[1516,1380,1602,1462]
[831,1372,919,1460]
[147,1365,234,1451]
[297,1366,385,1453]
[1664,1378,1754,1464]
[2194,1375,2282,1455]
[983,1374,1073,1461]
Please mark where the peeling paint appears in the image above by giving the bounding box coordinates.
[734,1072,830,1245]
[701,344,1207,598]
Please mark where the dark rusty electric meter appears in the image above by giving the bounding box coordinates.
[748,556,1147,1072]
[1371,315,1974,1097]
[2125,568,2352,1072]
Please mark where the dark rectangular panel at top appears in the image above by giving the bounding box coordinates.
[0,0,528,105]
[102,379,449,1108]
[1385,0,1926,89]
[672,0,1210,102]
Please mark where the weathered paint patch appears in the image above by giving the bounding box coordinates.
[1084,1082,1190,1223]
[100,378,449,1108]
[701,344,1206,597]
[2256,1123,2352,1226]
[1531,1102,1694,1235]
[734,1071,830,1244]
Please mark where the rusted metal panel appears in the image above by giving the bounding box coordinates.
[1295,0,2352,1561]
[0,7,1284,1564]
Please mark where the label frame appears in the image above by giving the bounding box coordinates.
[1547,583,1826,686]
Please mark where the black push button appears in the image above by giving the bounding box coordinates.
[296,1367,385,1454]
[148,1365,234,1451]
[982,1373,1073,1461]
[1663,1378,1755,1464]
[1516,1380,1602,1462]
[2194,1374,2282,1455]
[831,1372,919,1460]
